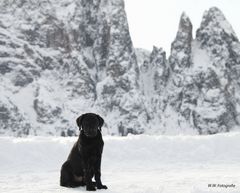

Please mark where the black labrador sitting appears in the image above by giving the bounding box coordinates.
[60,113,107,191]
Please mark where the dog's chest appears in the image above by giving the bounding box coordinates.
[79,137,103,157]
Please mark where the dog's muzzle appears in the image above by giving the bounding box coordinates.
[84,130,97,138]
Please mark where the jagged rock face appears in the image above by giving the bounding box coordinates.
[196,7,240,82]
[0,97,31,136]
[94,0,146,135]
[149,47,169,93]
[138,47,169,127]
[166,13,193,124]
[1,2,240,136]
[164,7,240,134]
[139,47,168,96]
[167,13,193,126]
[0,0,146,136]
[187,68,234,134]
[192,7,240,133]
[169,13,192,72]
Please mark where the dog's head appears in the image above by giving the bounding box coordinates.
[76,113,104,138]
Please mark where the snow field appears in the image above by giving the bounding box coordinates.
[0,132,240,193]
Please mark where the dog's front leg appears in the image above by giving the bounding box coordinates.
[94,156,107,189]
[83,158,96,191]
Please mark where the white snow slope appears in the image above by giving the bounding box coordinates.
[0,133,240,193]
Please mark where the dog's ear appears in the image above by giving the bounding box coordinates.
[76,114,85,130]
[96,114,104,131]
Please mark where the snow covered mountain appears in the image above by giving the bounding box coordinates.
[0,1,239,136]
[0,0,146,136]
[138,7,240,135]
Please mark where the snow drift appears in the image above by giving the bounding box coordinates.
[0,132,239,193]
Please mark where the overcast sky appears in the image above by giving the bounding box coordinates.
[124,0,240,54]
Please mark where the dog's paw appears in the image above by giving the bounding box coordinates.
[86,185,96,191]
[97,184,108,189]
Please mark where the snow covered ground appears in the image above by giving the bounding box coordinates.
[0,132,240,193]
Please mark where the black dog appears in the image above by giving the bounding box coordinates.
[60,113,107,191]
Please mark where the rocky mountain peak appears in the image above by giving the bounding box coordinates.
[196,7,238,47]
[179,12,192,33]
[195,7,240,81]
[0,0,147,136]
[1,3,240,136]
[149,46,166,65]
[202,7,237,37]
[169,12,192,73]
